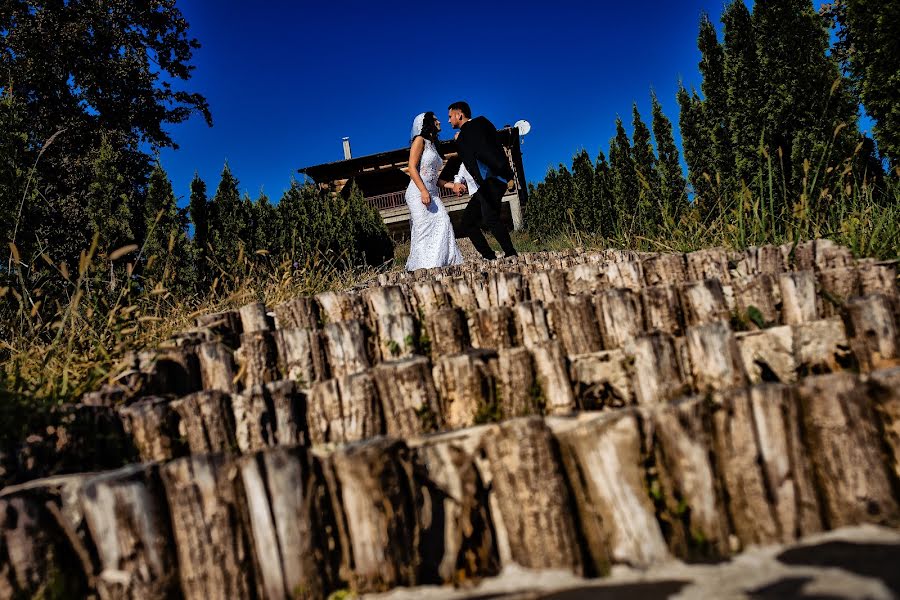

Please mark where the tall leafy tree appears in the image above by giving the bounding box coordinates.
[677,85,716,207]
[631,103,658,215]
[188,173,210,285]
[593,151,616,237]
[143,162,192,293]
[824,0,900,167]
[207,163,245,270]
[253,192,282,258]
[650,92,688,221]
[609,117,639,218]
[525,167,567,238]
[722,0,762,189]
[698,14,734,201]
[571,149,596,232]
[86,133,134,265]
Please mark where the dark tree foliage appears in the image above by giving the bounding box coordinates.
[571,149,596,232]
[697,13,734,202]
[142,162,193,294]
[593,151,616,237]
[824,0,900,168]
[207,163,245,270]
[188,173,210,284]
[631,103,658,219]
[609,117,639,217]
[651,91,688,221]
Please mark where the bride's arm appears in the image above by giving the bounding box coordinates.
[408,137,431,206]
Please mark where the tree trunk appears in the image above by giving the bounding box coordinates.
[170,391,238,455]
[239,302,273,333]
[119,396,187,463]
[733,273,781,329]
[316,291,366,325]
[275,328,328,387]
[685,321,747,394]
[273,296,320,331]
[307,372,383,445]
[736,326,797,384]
[527,269,568,304]
[604,260,643,292]
[565,264,606,296]
[868,367,900,486]
[322,320,371,378]
[842,294,900,372]
[444,277,480,312]
[779,270,818,325]
[487,272,525,307]
[372,357,443,437]
[554,411,668,572]
[513,301,552,349]
[198,342,237,393]
[679,279,730,328]
[530,341,577,415]
[482,417,582,573]
[685,247,730,282]
[641,284,683,336]
[432,350,500,428]
[624,334,691,406]
[641,253,687,287]
[496,347,541,417]
[793,320,853,376]
[411,281,449,317]
[817,267,861,319]
[196,311,242,347]
[546,296,603,356]
[469,307,519,350]
[424,308,470,357]
[375,313,418,361]
[569,350,632,411]
[234,331,279,391]
[596,288,645,350]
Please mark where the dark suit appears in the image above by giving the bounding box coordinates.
[455,116,518,259]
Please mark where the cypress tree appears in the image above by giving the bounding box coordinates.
[86,133,133,261]
[207,162,244,268]
[609,117,639,217]
[555,164,576,230]
[722,0,763,189]
[524,167,566,238]
[698,14,734,202]
[253,191,282,258]
[677,85,716,208]
[188,173,209,284]
[593,151,616,237]
[143,163,193,293]
[344,183,394,267]
[651,91,688,221]
[571,149,596,231]
[631,103,658,219]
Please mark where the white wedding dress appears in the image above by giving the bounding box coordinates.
[405,138,463,271]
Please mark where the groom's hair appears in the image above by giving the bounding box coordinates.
[448,101,471,118]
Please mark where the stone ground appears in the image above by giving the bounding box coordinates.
[367,526,900,599]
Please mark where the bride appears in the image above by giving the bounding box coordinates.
[405,111,463,271]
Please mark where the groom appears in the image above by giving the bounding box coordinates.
[448,101,518,259]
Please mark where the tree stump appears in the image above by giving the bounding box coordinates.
[196,311,242,347]
[363,286,411,325]
[497,347,541,417]
[234,331,279,390]
[858,261,899,297]
[160,453,258,600]
[433,350,500,429]
[641,284,683,336]
[78,464,178,600]
[641,253,687,287]
[812,239,855,270]
[734,245,787,277]
[733,273,781,329]
[411,281,449,317]
[198,341,237,393]
[596,288,645,349]
[487,272,525,307]
[513,301,552,349]
[376,313,418,361]
[239,302,274,333]
[793,319,853,375]
[372,357,443,437]
[644,397,732,560]
[565,263,606,296]
[233,385,276,453]
[425,308,470,357]
[527,269,568,304]
[273,296,320,331]
[546,296,603,356]
[411,428,500,584]
[482,417,582,573]
[444,277,480,312]
[778,270,818,325]
[555,411,669,572]
[170,391,238,455]
[604,260,643,292]
[119,396,187,462]
[868,367,900,485]
[817,267,861,318]
[796,372,900,528]
[679,279,730,327]
[266,379,307,447]
[316,291,366,325]
[686,247,730,282]
[322,320,371,378]
[625,334,692,406]
[685,321,747,394]
[275,328,328,387]
[307,372,383,445]
[569,350,632,410]
[237,447,337,599]
[736,326,797,384]
[464,272,492,309]
[469,307,519,350]
[322,438,422,592]
[137,346,203,398]
[842,294,900,372]
[530,341,577,415]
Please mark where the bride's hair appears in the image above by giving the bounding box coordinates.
[417,111,442,157]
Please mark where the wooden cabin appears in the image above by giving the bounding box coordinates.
[298,127,528,238]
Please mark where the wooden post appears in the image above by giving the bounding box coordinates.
[237,447,338,599]
[322,438,422,592]
[375,313,418,361]
[796,373,900,528]
[273,296,320,331]
[530,341,577,415]
[642,253,687,287]
[686,247,730,282]
[547,296,604,355]
[483,417,583,573]
[555,411,669,572]
[793,319,852,375]
[778,270,818,325]
[170,391,238,455]
[685,321,747,394]
[234,331,279,390]
[497,347,541,417]
[641,284,683,336]
[307,372,383,445]
[679,279,730,328]
[161,453,258,599]
[432,350,500,428]
[513,301,553,349]
[842,294,900,372]
[469,307,519,350]
[644,397,732,560]
[322,320,371,378]
[625,334,692,406]
[569,350,632,410]
[119,396,187,462]
[424,308,470,357]
[736,326,797,384]
[275,328,328,387]
[372,357,443,437]
[240,302,274,333]
[527,269,568,304]
[78,464,179,600]
[596,288,645,350]
[198,341,237,393]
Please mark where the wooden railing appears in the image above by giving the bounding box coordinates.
[365,186,460,211]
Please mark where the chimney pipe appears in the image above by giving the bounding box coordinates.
[342,137,352,160]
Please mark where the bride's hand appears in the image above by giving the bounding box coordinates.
[420,188,431,206]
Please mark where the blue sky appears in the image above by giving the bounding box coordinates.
[158,0,836,204]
